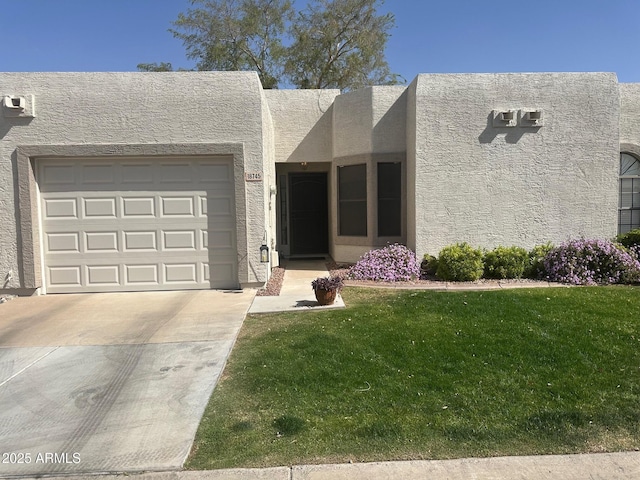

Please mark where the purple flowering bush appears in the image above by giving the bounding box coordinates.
[311,276,344,292]
[543,238,640,285]
[349,243,420,282]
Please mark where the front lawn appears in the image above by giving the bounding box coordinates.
[186,286,640,469]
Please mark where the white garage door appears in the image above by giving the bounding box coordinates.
[38,157,238,293]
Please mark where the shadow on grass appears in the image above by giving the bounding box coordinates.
[274,415,306,435]
[356,420,403,439]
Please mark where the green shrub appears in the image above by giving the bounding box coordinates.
[421,254,438,277]
[483,246,528,279]
[616,229,640,249]
[436,243,484,281]
[524,242,554,279]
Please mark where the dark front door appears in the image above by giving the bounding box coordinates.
[289,173,329,255]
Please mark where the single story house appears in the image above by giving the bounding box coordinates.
[1,71,638,295]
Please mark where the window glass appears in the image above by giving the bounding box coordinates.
[621,153,640,176]
[338,164,367,236]
[377,162,401,236]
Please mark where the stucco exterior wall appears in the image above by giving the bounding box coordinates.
[371,86,407,154]
[332,86,406,158]
[409,73,620,257]
[0,72,269,292]
[264,89,338,163]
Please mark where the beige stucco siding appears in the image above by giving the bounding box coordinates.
[264,89,338,163]
[332,86,406,158]
[408,73,620,257]
[620,83,640,155]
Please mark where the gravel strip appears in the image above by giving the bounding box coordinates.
[256,266,286,296]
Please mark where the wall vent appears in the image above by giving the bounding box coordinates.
[492,109,517,127]
[2,95,35,118]
[521,109,543,127]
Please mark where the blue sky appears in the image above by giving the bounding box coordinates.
[2,0,639,83]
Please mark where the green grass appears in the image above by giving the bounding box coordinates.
[186,286,640,469]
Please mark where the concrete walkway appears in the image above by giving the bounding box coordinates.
[0,290,255,477]
[248,259,345,314]
[19,451,640,479]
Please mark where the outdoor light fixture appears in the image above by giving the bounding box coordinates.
[260,243,269,263]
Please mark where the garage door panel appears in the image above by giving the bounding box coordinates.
[82,164,115,184]
[125,264,159,285]
[121,163,154,184]
[85,232,119,252]
[198,163,232,183]
[161,197,195,217]
[204,197,234,216]
[203,230,235,249]
[163,231,197,251]
[48,266,82,287]
[164,264,198,283]
[46,232,80,253]
[122,197,156,217]
[160,164,193,183]
[208,263,235,284]
[86,265,120,286]
[84,198,117,218]
[41,164,75,186]
[44,198,78,219]
[123,231,158,251]
[39,157,238,293]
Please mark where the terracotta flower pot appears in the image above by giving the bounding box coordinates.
[314,288,337,306]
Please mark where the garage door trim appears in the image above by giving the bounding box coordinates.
[15,143,249,294]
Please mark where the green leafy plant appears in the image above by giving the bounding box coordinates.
[436,242,484,281]
[483,246,528,279]
[525,242,554,279]
[420,254,438,277]
[616,228,640,249]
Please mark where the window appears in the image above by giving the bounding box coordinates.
[377,162,401,236]
[619,152,640,234]
[338,164,367,236]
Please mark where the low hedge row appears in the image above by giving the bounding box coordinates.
[426,236,640,285]
[427,243,546,282]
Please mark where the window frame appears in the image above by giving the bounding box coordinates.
[619,152,640,234]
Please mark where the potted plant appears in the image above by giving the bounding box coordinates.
[311,276,344,306]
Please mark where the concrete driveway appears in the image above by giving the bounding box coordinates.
[0,289,255,477]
